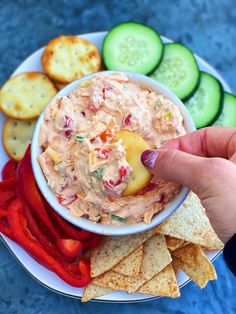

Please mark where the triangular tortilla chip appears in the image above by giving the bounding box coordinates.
[92,234,172,293]
[81,283,115,302]
[125,234,172,292]
[156,192,224,250]
[113,245,143,276]
[138,264,180,298]
[171,257,182,275]
[92,270,126,290]
[90,229,155,277]
[172,244,217,288]
[165,235,187,251]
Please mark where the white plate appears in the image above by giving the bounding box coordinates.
[0,31,231,303]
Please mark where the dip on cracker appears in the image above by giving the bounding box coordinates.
[38,73,186,225]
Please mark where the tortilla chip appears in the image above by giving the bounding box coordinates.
[140,234,172,280]
[90,229,155,277]
[113,244,143,276]
[93,234,172,293]
[92,270,126,291]
[81,283,115,302]
[171,257,183,275]
[165,235,187,251]
[172,244,217,288]
[156,192,224,250]
[138,264,180,298]
[125,234,172,292]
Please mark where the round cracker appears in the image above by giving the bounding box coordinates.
[0,72,57,120]
[53,80,68,90]
[3,118,37,161]
[41,35,101,83]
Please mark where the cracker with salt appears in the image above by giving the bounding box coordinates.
[42,35,101,83]
[0,72,57,119]
[3,118,36,161]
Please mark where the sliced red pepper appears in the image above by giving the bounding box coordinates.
[0,189,15,206]
[23,205,74,263]
[99,128,113,143]
[122,113,132,126]
[17,146,61,240]
[83,235,103,251]
[0,210,15,241]
[1,160,18,180]
[57,238,83,257]
[0,177,16,190]
[136,182,158,196]
[47,205,92,241]
[8,199,91,287]
[63,257,90,276]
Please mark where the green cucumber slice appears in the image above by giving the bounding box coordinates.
[150,43,200,101]
[185,72,223,129]
[102,22,163,75]
[213,92,236,127]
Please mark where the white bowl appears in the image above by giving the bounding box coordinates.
[31,71,196,236]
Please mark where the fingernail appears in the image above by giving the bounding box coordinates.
[141,150,158,169]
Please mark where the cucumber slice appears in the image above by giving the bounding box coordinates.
[185,72,223,129]
[150,43,200,101]
[102,22,163,75]
[214,92,236,127]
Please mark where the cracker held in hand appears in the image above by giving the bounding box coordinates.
[172,243,217,288]
[3,118,36,161]
[90,229,155,278]
[42,35,101,83]
[156,192,224,250]
[0,72,57,119]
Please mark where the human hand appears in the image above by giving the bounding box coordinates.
[141,127,236,243]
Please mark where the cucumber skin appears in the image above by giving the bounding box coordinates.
[214,92,236,127]
[102,21,164,76]
[199,71,224,128]
[187,71,224,129]
[166,42,201,102]
[150,42,200,102]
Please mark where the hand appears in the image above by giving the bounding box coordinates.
[141,127,236,243]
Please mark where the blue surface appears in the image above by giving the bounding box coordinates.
[0,1,236,313]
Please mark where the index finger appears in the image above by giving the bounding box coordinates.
[161,126,236,161]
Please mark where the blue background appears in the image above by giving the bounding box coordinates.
[0,0,235,313]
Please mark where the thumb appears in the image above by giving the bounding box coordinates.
[141,149,209,193]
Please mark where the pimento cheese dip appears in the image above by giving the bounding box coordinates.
[38,73,186,225]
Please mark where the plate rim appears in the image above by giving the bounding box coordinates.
[0,30,231,303]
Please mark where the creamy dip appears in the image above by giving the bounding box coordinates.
[38,73,186,225]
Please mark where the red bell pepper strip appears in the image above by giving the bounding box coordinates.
[0,210,15,241]
[47,205,92,241]
[99,128,113,143]
[1,160,18,180]
[0,177,16,190]
[57,238,83,257]
[0,189,15,206]
[8,199,91,287]
[23,205,74,263]
[17,146,61,240]
[83,234,103,251]
[63,257,90,276]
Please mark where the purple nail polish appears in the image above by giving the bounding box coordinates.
[141,150,158,169]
